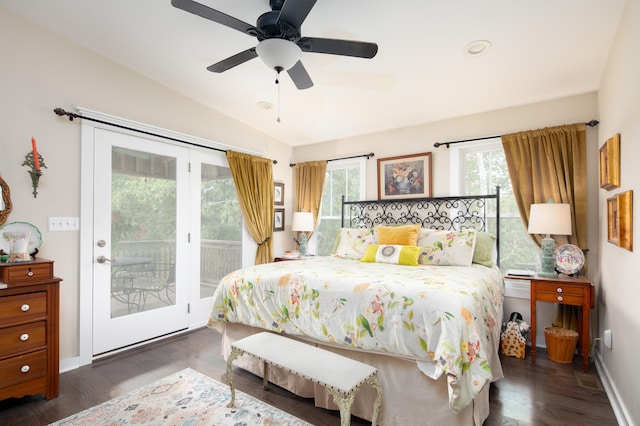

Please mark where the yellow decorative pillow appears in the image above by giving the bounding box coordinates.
[376,224,421,246]
[360,244,421,266]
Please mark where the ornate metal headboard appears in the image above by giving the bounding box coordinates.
[341,186,500,264]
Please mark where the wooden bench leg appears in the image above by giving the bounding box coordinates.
[367,374,383,426]
[327,388,355,426]
[225,347,243,408]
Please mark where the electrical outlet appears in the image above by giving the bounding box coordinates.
[48,217,80,231]
[604,329,612,349]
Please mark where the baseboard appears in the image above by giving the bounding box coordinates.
[59,325,208,374]
[594,348,634,426]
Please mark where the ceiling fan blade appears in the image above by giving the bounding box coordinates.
[171,0,260,37]
[277,0,317,30]
[287,61,314,90]
[298,37,378,58]
[207,48,258,73]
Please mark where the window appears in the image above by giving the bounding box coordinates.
[314,159,366,256]
[451,140,539,271]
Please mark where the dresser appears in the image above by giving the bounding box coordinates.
[0,258,61,400]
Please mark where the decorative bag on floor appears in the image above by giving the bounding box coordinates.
[501,312,528,359]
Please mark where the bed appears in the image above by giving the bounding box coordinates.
[207,189,504,425]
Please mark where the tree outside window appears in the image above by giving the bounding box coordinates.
[452,140,539,271]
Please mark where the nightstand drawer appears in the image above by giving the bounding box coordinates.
[0,292,48,324]
[0,350,47,389]
[0,321,47,358]
[536,291,584,305]
[536,282,586,296]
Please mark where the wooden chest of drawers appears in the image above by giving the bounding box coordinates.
[0,258,61,400]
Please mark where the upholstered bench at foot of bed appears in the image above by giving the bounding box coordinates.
[226,331,383,426]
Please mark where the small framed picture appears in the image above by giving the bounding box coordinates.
[377,152,432,200]
[274,182,284,206]
[274,208,285,232]
[599,134,620,190]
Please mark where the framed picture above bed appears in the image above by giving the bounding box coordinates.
[377,152,432,200]
[274,208,285,232]
[274,182,284,206]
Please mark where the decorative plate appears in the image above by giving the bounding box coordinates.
[0,221,43,254]
[554,244,584,275]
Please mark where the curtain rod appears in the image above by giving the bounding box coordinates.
[53,107,278,164]
[433,119,600,149]
[289,152,374,167]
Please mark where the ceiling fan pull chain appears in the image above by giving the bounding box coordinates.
[276,70,281,123]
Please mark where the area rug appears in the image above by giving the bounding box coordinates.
[50,368,312,425]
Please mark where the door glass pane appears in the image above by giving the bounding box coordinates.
[110,147,177,318]
[200,163,242,298]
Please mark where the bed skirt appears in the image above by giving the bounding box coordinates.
[219,323,495,426]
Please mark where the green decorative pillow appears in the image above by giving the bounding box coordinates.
[376,224,421,246]
[361,244,421,266]
[332,228,376,260]
[418,229,477,266]
[472,232,496,267]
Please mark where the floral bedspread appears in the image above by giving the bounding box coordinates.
[208,256,504,412]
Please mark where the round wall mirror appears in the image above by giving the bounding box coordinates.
[0,176,12,226]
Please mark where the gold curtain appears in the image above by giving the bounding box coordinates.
[226,151,274,264]
[502,123,587,330]
[294,160,327,239]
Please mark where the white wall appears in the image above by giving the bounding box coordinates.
[0,10,294,362]
[597,0,640,423]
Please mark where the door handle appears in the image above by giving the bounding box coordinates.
[97,255,115,263]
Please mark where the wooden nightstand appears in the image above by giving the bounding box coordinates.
[274,256,303,262]
[505,274,594,372]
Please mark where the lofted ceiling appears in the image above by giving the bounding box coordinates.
[0,0,626,146]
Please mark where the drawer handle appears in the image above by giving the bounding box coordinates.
[20,333,30,341]
[557,296,564,302]
[27,270,34,277]
[21,365,30,373]
[556,287,563,293]
[21,304,30,312]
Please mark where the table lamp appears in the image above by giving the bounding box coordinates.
[292,211,314,257]
[527,202,572,278]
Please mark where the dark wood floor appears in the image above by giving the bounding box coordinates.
[0,328,618,425]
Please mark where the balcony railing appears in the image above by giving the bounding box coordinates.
[114,238,241,287]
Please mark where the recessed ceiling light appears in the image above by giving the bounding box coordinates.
[464,40,492,56]
[256,101,273,110]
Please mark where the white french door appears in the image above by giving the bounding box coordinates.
[93,129,190,355]
[188,151,244,321]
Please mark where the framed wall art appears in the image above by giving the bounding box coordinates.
[607,190,633,251]
[606,196,618,245]
[377,152,432,200]
[274,182,284,206]
[274,208,285,232]
[599,133,620,190]
[617,190,633,251]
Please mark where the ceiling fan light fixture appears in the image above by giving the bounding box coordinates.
[256,38,301,72]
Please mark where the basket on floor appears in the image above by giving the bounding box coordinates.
[544,327,578,364]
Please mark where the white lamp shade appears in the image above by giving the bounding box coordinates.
[291,211,314,232]
[256,38,301,71]
[528,203,572,236]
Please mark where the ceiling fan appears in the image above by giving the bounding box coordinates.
[171,0,378,90]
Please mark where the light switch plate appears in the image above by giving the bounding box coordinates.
[48,217,80,231]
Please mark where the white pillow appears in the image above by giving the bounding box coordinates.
[418,229,478,266]
[332,228,376,260]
